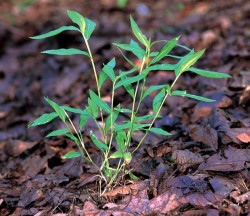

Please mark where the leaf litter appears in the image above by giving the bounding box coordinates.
[0,0,250,215]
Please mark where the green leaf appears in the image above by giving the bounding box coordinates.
[62,106,87,115]
[150,36,180,64]
[61,151,82,159]
[88,99,98,118]
[99,58,116,88]
[175,49,205,77]
[110,151,124,159]
[142,84,167,100]
[44,97,66,122]
[83,17,96,40]
[153,89,165,113]
[46,128,70,137]
[149,64,176,71]
[149,127,171,136]
[104,108,119,134]
[67,10,96,40]
[28,112,58,128]
[90,131,108,151]
[124,152,132,164]
[115,69,148,89]
[120,75,135,98]
[116,130,126,152]
[67,10,86,33]
[187,67,231,78]
[114,122,150,131]
[130,40,145,60]
[130,16,149,47]
[30,26,80,39]
[116,47,136,67]
[135,114,155,122]
[171,90,215,102]
[89,90,111,114]
[113,43,146,60]
[42,48,89,56]
[65,134,79,144]
[79,110,92,129]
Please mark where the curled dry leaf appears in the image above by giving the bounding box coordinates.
[172,149,204,172]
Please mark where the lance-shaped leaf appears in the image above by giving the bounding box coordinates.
[116,130,127,152]
[130,16,149,48]
[130,40,145,60]
[99,58,116,88]
[105,108,119,134]
[153,89,165,113]
[79,109,92,129]
[115,68,148,89]
[67,10,96,40]
[42,48,89,56]
[175,49,205,77]
[142,84,167,100]
[67,10,86,32]
[150,36,180,64]
[187,67,231,78]
[44,97,66,122]
[149,64,176,71]
[30,26,80,39]
[62,106,86,115]
[120,75,135,98]
[124,152,132,164]
[46,128,70,137]
[61,151,82,159]
[172,90,215,102]
[149,127,171,136]
[90,131,108,151]
[113,43,146,60]
[135,114,155,122]
[88,98,98,118]
[110,151,124,159]
[65,134,79,144]
[28,112,58,128]
[89,90,111,114]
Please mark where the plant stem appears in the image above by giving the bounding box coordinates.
[82,34,107,143]
[132,74,180,154]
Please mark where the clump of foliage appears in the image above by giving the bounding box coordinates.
[28,10,230,193]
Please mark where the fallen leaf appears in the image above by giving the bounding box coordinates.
[236,133,250,143]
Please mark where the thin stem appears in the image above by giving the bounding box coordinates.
[125,56,146,147]
[132,75,180,154]
[82,34,107,143]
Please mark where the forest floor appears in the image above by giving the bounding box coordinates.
[0,0,250,215]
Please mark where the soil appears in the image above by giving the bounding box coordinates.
[0,0,250,215]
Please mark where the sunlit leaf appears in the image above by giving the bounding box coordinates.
[61,151,82,159]
[130,16,149,48]
[67,10,96,40]
[99,58,116,88]
[187,67,231,78]
[124,152,132,164]
[90,131,108,151]
[67,10,86,33]
[62,106,86,115]
[46,128,70,137]
[30,26,80,39]
[28,112,58,128]
[42,48,89,56]
[110,151,124,159]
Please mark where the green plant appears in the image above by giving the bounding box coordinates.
[28,10,230,193]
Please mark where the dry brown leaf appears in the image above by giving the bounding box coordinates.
[172,149,204,171]
[236,133,250,143]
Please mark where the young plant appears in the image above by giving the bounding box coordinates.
[28,10,230,193]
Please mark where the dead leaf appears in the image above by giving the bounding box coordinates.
[236,133,250,143]
[4,140,37,157]
[172,149,204,171]
[199,146,250,171]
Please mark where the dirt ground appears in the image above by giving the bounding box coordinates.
[0,0,250,215]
